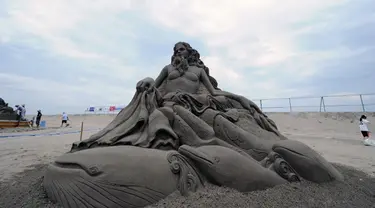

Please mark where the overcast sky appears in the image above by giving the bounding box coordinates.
[1,0,374,114]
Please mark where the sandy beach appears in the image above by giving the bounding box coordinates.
[0,112,374,207]
[0,114,114,182]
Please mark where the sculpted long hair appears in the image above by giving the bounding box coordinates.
[171,42,219,89]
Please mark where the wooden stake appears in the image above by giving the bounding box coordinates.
[80,121,84,141]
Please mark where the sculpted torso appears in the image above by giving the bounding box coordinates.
[164,64,203,94]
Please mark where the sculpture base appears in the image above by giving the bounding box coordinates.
[0,120,30,128]
[0,114,18,120]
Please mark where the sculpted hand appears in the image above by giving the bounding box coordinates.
[136,77,155,92]
[235,95,259,113]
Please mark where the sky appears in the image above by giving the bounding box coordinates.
[0,0,375,114]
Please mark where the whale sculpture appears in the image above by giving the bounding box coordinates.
[44,42,343,208]
[44,146,203,208]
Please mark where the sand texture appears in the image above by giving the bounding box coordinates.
[147,164,375,208]
[1,163,374,208]
[0,112,374,207]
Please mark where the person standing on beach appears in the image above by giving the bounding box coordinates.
[359,115,370,139]
[61,112,69,127]
[36,110,42,128]
[21,104,26,120]
[15,105,21,120]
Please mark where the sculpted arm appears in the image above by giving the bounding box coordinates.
[200,69,263,114]
[136,66,169,92]
[200,69,236,97]
[153,66,169,88]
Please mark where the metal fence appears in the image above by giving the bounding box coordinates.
[252,93,375,112]
[85,93,375,114]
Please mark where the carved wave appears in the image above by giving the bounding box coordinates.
[267,151,301,182]
[167,151,204,195]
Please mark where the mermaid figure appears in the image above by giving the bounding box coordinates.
[44,42,343,208]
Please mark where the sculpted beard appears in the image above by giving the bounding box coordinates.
[172,55,189,75]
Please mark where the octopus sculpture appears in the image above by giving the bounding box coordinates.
[43,42,343,208]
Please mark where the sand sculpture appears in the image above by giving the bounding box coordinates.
[0,98,18,120]
[44,42,344,208]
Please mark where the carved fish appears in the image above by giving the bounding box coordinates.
[272,140,344,183]
[44,146,200,208]
[178,145,287,192]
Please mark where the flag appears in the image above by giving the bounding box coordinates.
[109,106,116,111]
[89,107,95,112]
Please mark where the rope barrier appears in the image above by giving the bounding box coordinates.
[0,128,102,139]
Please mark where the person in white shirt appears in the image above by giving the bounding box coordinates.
[21,104,26,120]
[14,105,21,120]
[359,115,370,139]
[14,105,26,121]
[61,112,69,127]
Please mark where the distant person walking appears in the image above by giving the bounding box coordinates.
[61,112,69,127]
[359,115,370,139]
[36,110,42,128]
[21,104,26,120]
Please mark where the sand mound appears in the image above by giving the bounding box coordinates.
[148,164,375,208]
[0,164,374,208]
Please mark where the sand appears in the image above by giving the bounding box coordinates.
[1,163,374,208]
[0,115,113,182]
[148,164,375,208]
[0,112,374,207]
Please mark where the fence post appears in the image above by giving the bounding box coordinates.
[319,96,326,112]
[259,100,263,110]
[288,98,292,112]
[359,94,366,112]
[319,97,322,112]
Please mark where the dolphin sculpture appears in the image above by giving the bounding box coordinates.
[178,145,287,192]
[272,140,344,183]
